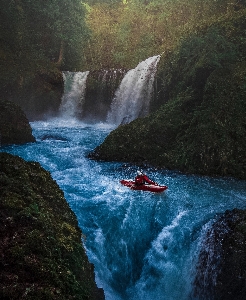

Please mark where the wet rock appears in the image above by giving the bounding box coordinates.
[83,68,127,122]
[193,209,246,300]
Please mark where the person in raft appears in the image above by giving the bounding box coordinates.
[135,170,157,186]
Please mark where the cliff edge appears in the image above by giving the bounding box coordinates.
[90,14,246,180]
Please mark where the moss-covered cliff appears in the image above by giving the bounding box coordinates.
[193,209,246,300]
[0,152,104,300]
[0,100,35,146]
[91,13,246,180]
[2,68,64,121]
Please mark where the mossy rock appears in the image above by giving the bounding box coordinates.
[0,100,35,146]
[91,14,246,180]
[0,152,104,300]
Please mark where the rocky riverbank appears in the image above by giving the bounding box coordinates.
[0,152,104,300]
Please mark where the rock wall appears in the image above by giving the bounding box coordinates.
[193,209,246,300]
[1,69,63,121]
[82,69,127,122]
[0,152,104,300]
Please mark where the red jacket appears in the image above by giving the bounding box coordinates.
[135,174,155,185]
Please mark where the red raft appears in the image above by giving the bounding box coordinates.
[120,180,168,193]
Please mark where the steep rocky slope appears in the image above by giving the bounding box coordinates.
[91,13,246,180]
[2,69,64,121]
[0,152,104,300]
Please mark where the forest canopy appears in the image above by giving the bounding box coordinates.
[1,0,246,87]
[1,0,246,75]
[83,0,246,69]
[0,0,88,86]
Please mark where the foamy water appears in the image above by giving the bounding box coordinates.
[2,119,246,300]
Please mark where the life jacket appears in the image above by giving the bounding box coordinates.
[135,174,154,185]
[135,175,145,185]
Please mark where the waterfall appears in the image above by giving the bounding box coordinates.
[59,71,89,119]
[59,56,160,124]
[107,55,160,125]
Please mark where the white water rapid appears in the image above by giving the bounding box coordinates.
[107,55,160,125]
[59,71,89,119]
[2,120,246,300]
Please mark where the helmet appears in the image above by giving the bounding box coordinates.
[137,170,143,176]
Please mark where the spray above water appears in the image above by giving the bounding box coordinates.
[107,55,160,125]
[59,71,89,119]
[59,56,160,124]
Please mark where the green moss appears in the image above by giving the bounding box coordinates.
[92,13,246,180]
[0,152,104,300]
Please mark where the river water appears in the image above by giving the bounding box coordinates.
[2,119,246,300]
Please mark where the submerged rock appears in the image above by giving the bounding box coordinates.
[193,209,246,300]
[0,152,104,300]
[0,100,35,146]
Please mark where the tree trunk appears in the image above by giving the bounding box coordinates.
[56,41,64,66]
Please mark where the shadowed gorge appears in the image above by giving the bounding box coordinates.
[1,0,246,299]
[1,121,246,300]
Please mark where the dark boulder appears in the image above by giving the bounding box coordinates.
[0,152,104,300]
[193,209,246,300]
[0,100,35,146]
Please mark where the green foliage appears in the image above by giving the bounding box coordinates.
[0,0,89,86]
[86,0,122,4]
[83,0,246,69]
[0,0,90,119]
[92,13,246,179]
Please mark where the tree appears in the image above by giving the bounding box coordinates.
[0,0,89,75]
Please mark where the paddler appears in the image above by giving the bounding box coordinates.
[135,170,157,186]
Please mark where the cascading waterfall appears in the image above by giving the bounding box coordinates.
[107,55,160,125]
[59,71,89,119]
[59,56,160,124]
